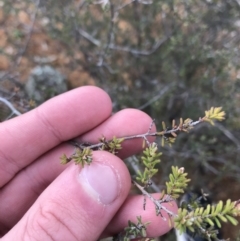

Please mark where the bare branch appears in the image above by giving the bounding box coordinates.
[77,27,172,56]
[16,0,41,66]
[0,97,22,116]
[77,28,101,46]
[214,123,240,149]
[133,180,176,218]
[0,0,41,83]
[97,0,116,67]
[70,117,204,151]
[115,0,136,12]
[138,83,175,110]
[109,35,171,56]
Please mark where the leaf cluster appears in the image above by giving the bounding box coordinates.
[158,107,225,147]
[60,148,93,167]
[59,106,237,240]
[99,136,124,154]
[113,216,151,241]
[136,143,161,186]
[203,107,226,125]
[175,199,240,239]
[160,118,195,147]
[165,166,190,199]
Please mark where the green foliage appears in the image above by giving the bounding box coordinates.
[12,29,24,40]
[58,106,240,240]
[1,0,239,238]
[136,142,161,186]
[161,136,175,147]
[72,148,93,166]
[165,166,190,199]
[160,117,195,147]
[203,107,226,125]
[113,216,151,241]
[100,136,124,154]
[182,118,194,132]
[175,199,240,238]
[60,148,93,167]
[60,153,70,164]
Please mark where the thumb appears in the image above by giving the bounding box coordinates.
[2,151,131,241]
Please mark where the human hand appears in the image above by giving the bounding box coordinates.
[0,86,177,241]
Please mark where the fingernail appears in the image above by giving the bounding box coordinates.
[78,161,121,205]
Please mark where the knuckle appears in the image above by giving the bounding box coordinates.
[30,201,78,241]
[35,108,63,142]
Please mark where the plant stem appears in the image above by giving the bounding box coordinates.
[133,181,176,218]
[69,119,203,150]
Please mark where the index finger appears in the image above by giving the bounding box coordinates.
[0,86,112,188]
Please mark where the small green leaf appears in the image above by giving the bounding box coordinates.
[214,217,221,228]
[60,154,69,164]
[162,121,166,130]
[226,215,238,225]
[217,214,227,223]
[206,218,215,226]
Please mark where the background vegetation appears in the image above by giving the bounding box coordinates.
[1,0,240,239]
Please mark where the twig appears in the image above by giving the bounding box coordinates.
[0,97,22,116]
[126,155,162,192]
[112,35,171,56]
[77,28,101,46]
[115,0,136,12]
[133,180,176,218]
[0,0,41,83]
[70,118,203,150]
[97,0,115,67]
[77,0,87,11]
[77,27,172,56]
[16,0,41,66]
[138,83,175,110]
[214,123,240,149]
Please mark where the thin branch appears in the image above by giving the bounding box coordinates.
[0,97,22,116]
[70,118,203,153]
[133,180,176,218]
[138,83,175,110]
[77,28,101,46]
[126,155,162,192]
[16,0,41,66]
[214,123,240,149]
[172,147,240,175]
[77,0,87,11]
[97,0,115,67]
[77,27,172,56]
[109,35,171,56]
[115,0,136,12]
[6,112,15,120]
[0,0,41,83]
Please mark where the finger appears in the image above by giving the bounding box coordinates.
[0,86,112,187]
[2,151,132,241]
[0,109,156,232]
[79,108,156,159]
[103,194,178,238]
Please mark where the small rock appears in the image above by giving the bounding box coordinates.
[25,65,67,103]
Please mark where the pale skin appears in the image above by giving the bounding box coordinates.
[0,86,177,241]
